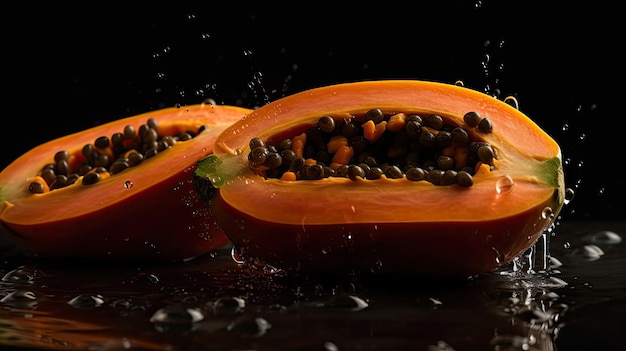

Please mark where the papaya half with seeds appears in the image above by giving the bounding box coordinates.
[0,103,251,261]
[194,80,565,276]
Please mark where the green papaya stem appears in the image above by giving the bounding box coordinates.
[195,155,226,188]
[502,155,565,205]
[194,154,247,189]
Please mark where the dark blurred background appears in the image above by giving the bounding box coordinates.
[2,1,621,221]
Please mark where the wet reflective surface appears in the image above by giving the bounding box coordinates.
[3,2,623,350]
[1,220,624,350]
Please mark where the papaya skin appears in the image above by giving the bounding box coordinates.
[0,103,251,261]
[196,80,565,276]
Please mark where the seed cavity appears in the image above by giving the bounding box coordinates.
[28,118,206,193]
[246,109,496,187]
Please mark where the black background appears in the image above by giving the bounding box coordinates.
[2,1,622,221]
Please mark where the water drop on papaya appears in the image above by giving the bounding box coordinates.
[495,175,514,194]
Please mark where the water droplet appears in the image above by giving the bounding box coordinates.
[150,305,204,332]
[588,230,622,245]
[1,266,40,284]
[581,244,604,260]
[124,180,134,189]
[496,175,514,194]
[549,256,563,268]
[482,53,491,64]
[213,296,246,314]
[231,245,246,264]
[0,290,38,309]
[147,274,160,283]
[227,316,271,337]
[541,207,554,220]
[68,294,105,309]
[490,334,532,349]
[503,96,519,109]
[369,258,383,273]
[202,98,217,106]
[319,294,369,312]
[428,340,456,351]
[209,175,223,187]
[547,276,568,287]
[322,342,339,351]
[564,188,575,205]
[574,178,582,189]
[429,297,443,306]
[493,247,504,264]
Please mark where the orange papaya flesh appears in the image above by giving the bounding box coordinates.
[195,80,565,276]
[0,103,251,261]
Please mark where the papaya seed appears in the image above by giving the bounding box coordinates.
[244,109,497,187]
[317,116,336,133]
[364,108,385,124]
[456,170,474,187]
[348,165,366,180]
[424,114,444,129]
[28,180,46,194]
[478,117,493,134]
[54,150,69,163]
[463,111,482,127]
[29,118,206,193]
[249,137,266,149]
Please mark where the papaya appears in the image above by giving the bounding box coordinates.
[0,103,251,261]
[194,80,565,276]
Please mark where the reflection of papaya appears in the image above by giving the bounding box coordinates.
[0,104,251,261]
[195,80,565,276]
[1,309,168,350]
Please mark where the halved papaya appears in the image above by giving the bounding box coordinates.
[0,103,251,261]
[195,80,565,276]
